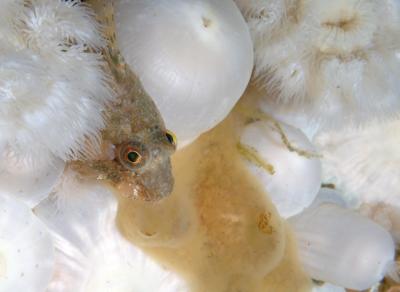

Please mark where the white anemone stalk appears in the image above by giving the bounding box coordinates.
[34,169,189,292]
[238,119,322,218]
[239,0,400,132]
[0,0,113,163]
[289,189,398,290]
[115,0,254,146]
[0,195,55,292]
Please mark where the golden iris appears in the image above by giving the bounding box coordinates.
[165,130,177,147]
[123,147,142,165]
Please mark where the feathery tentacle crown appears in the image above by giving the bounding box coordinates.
[237,0,400,128]
[0,0,113,164]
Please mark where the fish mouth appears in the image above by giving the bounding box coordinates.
[134,159,175,201]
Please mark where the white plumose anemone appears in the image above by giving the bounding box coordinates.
[0,195,55,292]
[0,0,112,163]
[289,189,397,290]
[239,120,321,218]
[238,0,400,131]
[233,0,293,40]
[0,149,64,208]
[314,118,400,242]
[34,170,189,292]
[115,0,254,146]
[314,118,400,208]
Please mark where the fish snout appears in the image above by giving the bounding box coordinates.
[137,159,174,201]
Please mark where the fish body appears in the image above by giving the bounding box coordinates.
[71,0,176,201]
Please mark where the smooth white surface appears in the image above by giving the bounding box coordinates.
[116,0,254,146]
[239,121,322,218]
[34,170,189,292]
[312,283,346,292]
[0,151,64,208]
[290,200,396,290]
[309,188,347,209]
[0,195,54,292]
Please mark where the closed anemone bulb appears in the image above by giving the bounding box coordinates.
[0,195,55,292]
[0,0,112,163]
[289,189,398,290]
[312,283,345,292]
[0,149,65,208]
[238,120,322,218]
[34,170,189,292]
[115,0,254,146]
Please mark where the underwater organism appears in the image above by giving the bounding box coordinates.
[237,0,400,130]
[34,169,189,292]
[315,118,400,209]
[314,118,400,243]
[0,0,112,163]
[0,194,55,292]
[289,188,398,291]
[311,283,345,292]
[360,202,400,244]
[234,0,296,40]
[70,0,176,201]
[0,150,65,208]
[238,119,322,218]
[115,0,254,146]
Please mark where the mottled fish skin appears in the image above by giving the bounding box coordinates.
[70,0,176,201]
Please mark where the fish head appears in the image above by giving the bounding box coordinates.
[115,126,177,201]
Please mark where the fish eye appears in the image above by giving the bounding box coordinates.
[127,151,141,163]
[117,142,148,171]
[123,147,142,165]
[165,130,177,147]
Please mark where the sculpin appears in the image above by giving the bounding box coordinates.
[70,0,176,201]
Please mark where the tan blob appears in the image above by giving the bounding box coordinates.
[116,109,310,291]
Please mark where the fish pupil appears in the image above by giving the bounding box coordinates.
[127,151,140,163]
[165,131,176,145]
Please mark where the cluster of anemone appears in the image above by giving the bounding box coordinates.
[236,0,400,131]
[0,0,400,291]
[0,0,112,164]
[115,0,254,146]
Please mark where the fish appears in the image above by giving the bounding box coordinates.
[70,0,176,201]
